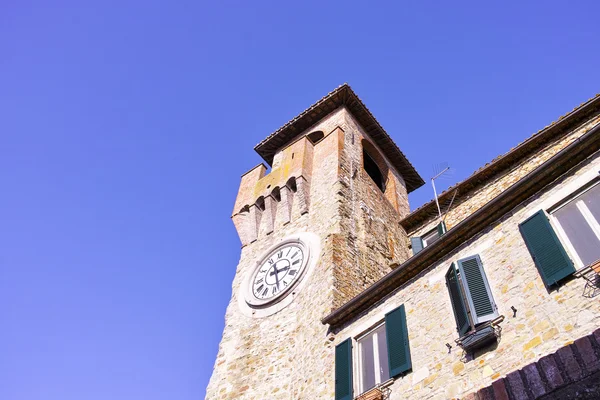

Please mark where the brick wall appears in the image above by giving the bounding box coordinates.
[464,328,600,400]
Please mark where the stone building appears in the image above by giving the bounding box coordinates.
[206,84,600,399]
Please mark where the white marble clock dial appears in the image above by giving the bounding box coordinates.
[251,243,305,302]
[239,233,320,317]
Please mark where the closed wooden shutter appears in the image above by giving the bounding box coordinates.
[446,263,471,336]
[457,255,498,324]
[335,338,353,400]
[411,237,424,255]
[519,210,575,287]
[385,304,412,377]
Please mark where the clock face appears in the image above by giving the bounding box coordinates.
[247,243,307,306]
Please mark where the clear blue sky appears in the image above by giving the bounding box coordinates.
[1,1,598,399]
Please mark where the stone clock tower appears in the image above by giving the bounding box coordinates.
[206,84,424,399]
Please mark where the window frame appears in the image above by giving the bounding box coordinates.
[353,321,391,396]
[421,228,440,247]
[548,179,600,269]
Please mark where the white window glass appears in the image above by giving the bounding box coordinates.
[581,183,600,223]
[422,229,440,247]
[553,183,600,266]
[376,327,390,383]
[358,324,389,394]
[359,332,376,391]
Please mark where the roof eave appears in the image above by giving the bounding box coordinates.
[254,84,425,193]
[400,94,600,232]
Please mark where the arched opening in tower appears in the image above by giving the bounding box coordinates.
[363,148,385,192]
[306,130,325,144]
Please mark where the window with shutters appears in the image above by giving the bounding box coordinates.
[549,180,600,268]
[356,323,390,394]
[410,222,447,256]
[422,228,441,247]
[335,305,411,400]
[446,255,499,343]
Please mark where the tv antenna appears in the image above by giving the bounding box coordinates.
[431,163,451,220]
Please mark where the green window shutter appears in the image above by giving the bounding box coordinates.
[445,263,471,336]
[411,237,424,255]
[385,304,412,377]
[519,210,575,287]
[457,255,498,324]
[335,338,353,400]
[437,221,447,237]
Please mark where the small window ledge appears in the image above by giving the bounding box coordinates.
[573,259,600,297]
[574,258,600,278]
[456,316,504,353]
[355,379,394,400]
[355,386,383,400]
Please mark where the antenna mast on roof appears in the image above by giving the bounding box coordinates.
[431,163,451,220]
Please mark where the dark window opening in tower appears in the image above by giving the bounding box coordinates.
[287,177,298,193]
[307,131,325,144]
[363,149,385,192]
[271,187,281,202]
[256,196,266,211]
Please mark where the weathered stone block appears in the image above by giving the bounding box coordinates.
[557,346,583,383]
[477,386,494,400]
[522,363,547,398]
[505,370,528,400]
[538,353,565,391]
[574,336,600,374]
[491,379,510,400]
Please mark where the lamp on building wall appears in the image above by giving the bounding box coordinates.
[511,306,517,318]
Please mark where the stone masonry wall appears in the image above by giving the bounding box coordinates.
[335,153,600,400]
[206,129,340,399]
[411,113,600,238]
[207,106,415,399]
[331,109,412,310]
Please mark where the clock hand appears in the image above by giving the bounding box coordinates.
[269,266,290,276]
[273,266,281,290]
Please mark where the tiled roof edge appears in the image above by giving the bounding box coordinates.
[253,84,425,192]
[400,93,600,232]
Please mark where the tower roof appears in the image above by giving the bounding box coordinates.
[254,84,425,193]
